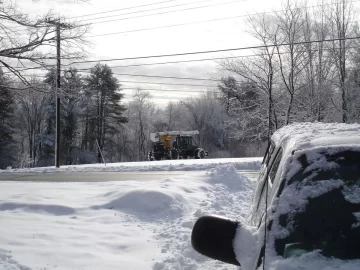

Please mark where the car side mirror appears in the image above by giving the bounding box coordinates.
[191,215,240,266]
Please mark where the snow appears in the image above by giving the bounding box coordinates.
[271,122,360,152]
[258,145,360,270]
[92,189,188,219]
[234,224,258,270]
[2,148,360,270]
[0,161,256,270]
[0,157,261,174]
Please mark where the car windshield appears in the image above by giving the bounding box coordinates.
[274,148,360,260]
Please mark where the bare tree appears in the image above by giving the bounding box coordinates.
[164,101,182,131]
[219,13,279,140]
[326,0,356,122]
[129,88,155,161]
[274,0,309,125]
[0,1,88,86]
[293,2,335,122]
[180,92,226,150]
[14,78,49,166]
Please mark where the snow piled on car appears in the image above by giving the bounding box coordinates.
[271,122,360,150]
[262,143,360,270]
[266,251,360,270]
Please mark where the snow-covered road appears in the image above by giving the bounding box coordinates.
[0,157,262,174]
[0,159,260,270]
[0,170,259,182]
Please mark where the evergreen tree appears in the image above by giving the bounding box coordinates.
[62,69,83,164]
[0,69,16,169]
[85,64,127,163]
[37,69,58,166]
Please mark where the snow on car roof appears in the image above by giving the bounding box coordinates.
[271,122,360,151]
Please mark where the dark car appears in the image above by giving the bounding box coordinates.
[191,122,360,269]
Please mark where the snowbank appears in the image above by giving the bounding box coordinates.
[0,202,75,216]
[0,249,30,270]
[92,189,187,220]
[207,165,253,190]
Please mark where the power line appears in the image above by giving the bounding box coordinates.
[70,36,360,65]
[84,0,242,25]
[2,0,322,34]
[9,0,360,37]
[68,0,179,19]
[12,68,219,82]
[76,55,248,69]
[87,0,360,37]
[3,55,249,74]
[87,15,247,37]
[6,0,188,33]
[80,0,222,22]
[0,52,295,73]
[121,87,221,93]
[4,42,360,78]
[3,84,219,95]
[14,73,219,87]
[119,80,216,87]
[79,70,220,81]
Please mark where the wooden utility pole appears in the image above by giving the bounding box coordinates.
[46,18,72,168]
[55,23,61,168]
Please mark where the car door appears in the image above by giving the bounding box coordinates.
[250,146,284,269]
[247,141,276,227]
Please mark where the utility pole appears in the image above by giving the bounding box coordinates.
[55,23,61,168]
[47,18,72,168]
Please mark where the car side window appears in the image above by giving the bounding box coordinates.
[268,148,283,183]
[251,147,283,227]
[262,141,275,166]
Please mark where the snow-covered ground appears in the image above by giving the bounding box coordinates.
[0,158,260,270]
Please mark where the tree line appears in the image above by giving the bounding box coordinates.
[1,0,360,169]
[0,64,128,168]
[217,0,360,143]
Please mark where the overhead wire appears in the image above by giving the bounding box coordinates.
[79,0,227,22]
[68,0,179,19]
[69,36,360,65]
[76,55,255,68]
[86,0,360,37]
[4,41,360,79]
[4,42,360,77]
[1,83,221,95]
[79,70,220,81]
[8,0,242,33]
[113,80,216,87]
[12,71,220,82]
[121,87,221,93]
[14,73,219,88]
[79,0,242,25]
[87,15,249,37]
[9,0,360,39]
